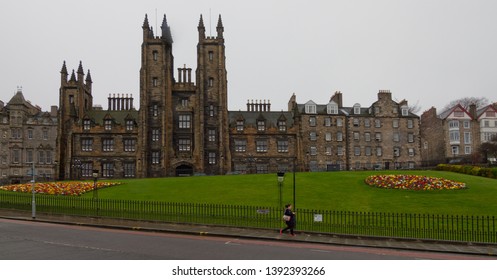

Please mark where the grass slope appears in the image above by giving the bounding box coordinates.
[88,170,497,216]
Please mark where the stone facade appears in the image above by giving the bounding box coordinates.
[421,104,481,164]
[420,107,445,166]
[54,14,427,180]
[229,100,298,174]
[291,90,421,171]
[290,92,348,171]
[0,89,58,184]
[57,14,230,179]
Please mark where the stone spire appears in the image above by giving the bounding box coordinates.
[69,70,77,82]
[198,14,205,41]
[61,61,68,84]
[60,61,68,74]
[216,14,224,38]
[161,14,173,44]
[142,14,149,29]
[77,61,84,74]
[85,69,92,84]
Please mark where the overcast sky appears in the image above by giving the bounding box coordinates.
[1,0,496,114]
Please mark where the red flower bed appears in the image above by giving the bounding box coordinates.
[0,181,122,196]
[365,175,466,191]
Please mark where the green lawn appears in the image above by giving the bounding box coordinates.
[86,170,497,216]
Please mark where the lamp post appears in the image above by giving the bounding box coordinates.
[92,170,99,200]
[277,172,284,209]
[92,170,99,216]
[31,161,36,219]
[293,157,296,210]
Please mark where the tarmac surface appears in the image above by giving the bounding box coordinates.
[1,209,496,257]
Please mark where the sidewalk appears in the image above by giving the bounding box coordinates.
[1,209,497,257]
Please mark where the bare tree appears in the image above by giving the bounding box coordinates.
[394,98,422,114]
[408,100,422,114]
[442,97,490,112]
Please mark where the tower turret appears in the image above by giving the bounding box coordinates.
[60,61,68,85]
[216,15,224,39]
[138,12,175,178]
[161,14,173,44]
[198,15,205,42]
[77,61,84,85]
[142,14,150,40]
[196,13,230,175]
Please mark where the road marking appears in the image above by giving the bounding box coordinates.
[42,240,118,252]
[311,249,332,253]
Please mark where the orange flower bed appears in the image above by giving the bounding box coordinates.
[0,181,122,196]
[365,175,466,191]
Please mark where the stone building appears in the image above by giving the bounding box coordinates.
[0,89,58,184]
[291,90,421,171]
[420,104,480,165]
[57,14,230,179]
[419,107,445,166]
[55,13,425,180]
[289,92,348,171]
[229,100,298,174]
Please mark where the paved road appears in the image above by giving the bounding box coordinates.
[0,218,492,260]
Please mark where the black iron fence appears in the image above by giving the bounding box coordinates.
[1,191,495,244]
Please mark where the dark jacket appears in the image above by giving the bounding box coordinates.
[284,208,295,226]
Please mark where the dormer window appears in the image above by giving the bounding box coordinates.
[353,103,361,115]
[327,102,338,114]
[278,120,287,132]
[401,105,409,116]
[126,120,134,131]
[257,120,266,131]
[236,120,244,132]
[305,101,317,114]
[83,119,91,131]
[104,119,112,131]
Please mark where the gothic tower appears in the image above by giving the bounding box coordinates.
[56,61,93,179]
[138,14,175,177]
[196,15,231,175]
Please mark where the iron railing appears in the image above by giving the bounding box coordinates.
[1,191,495,244]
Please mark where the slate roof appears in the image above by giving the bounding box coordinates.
[83,109,139,125]
[228,111,294,127]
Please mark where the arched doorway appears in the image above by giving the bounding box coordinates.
[175,164,194,177]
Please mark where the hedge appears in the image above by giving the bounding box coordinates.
[436,164,497,179]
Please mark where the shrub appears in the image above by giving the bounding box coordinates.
[470,166,481,176]
[492,168,497,179]
[435,164,497,179]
